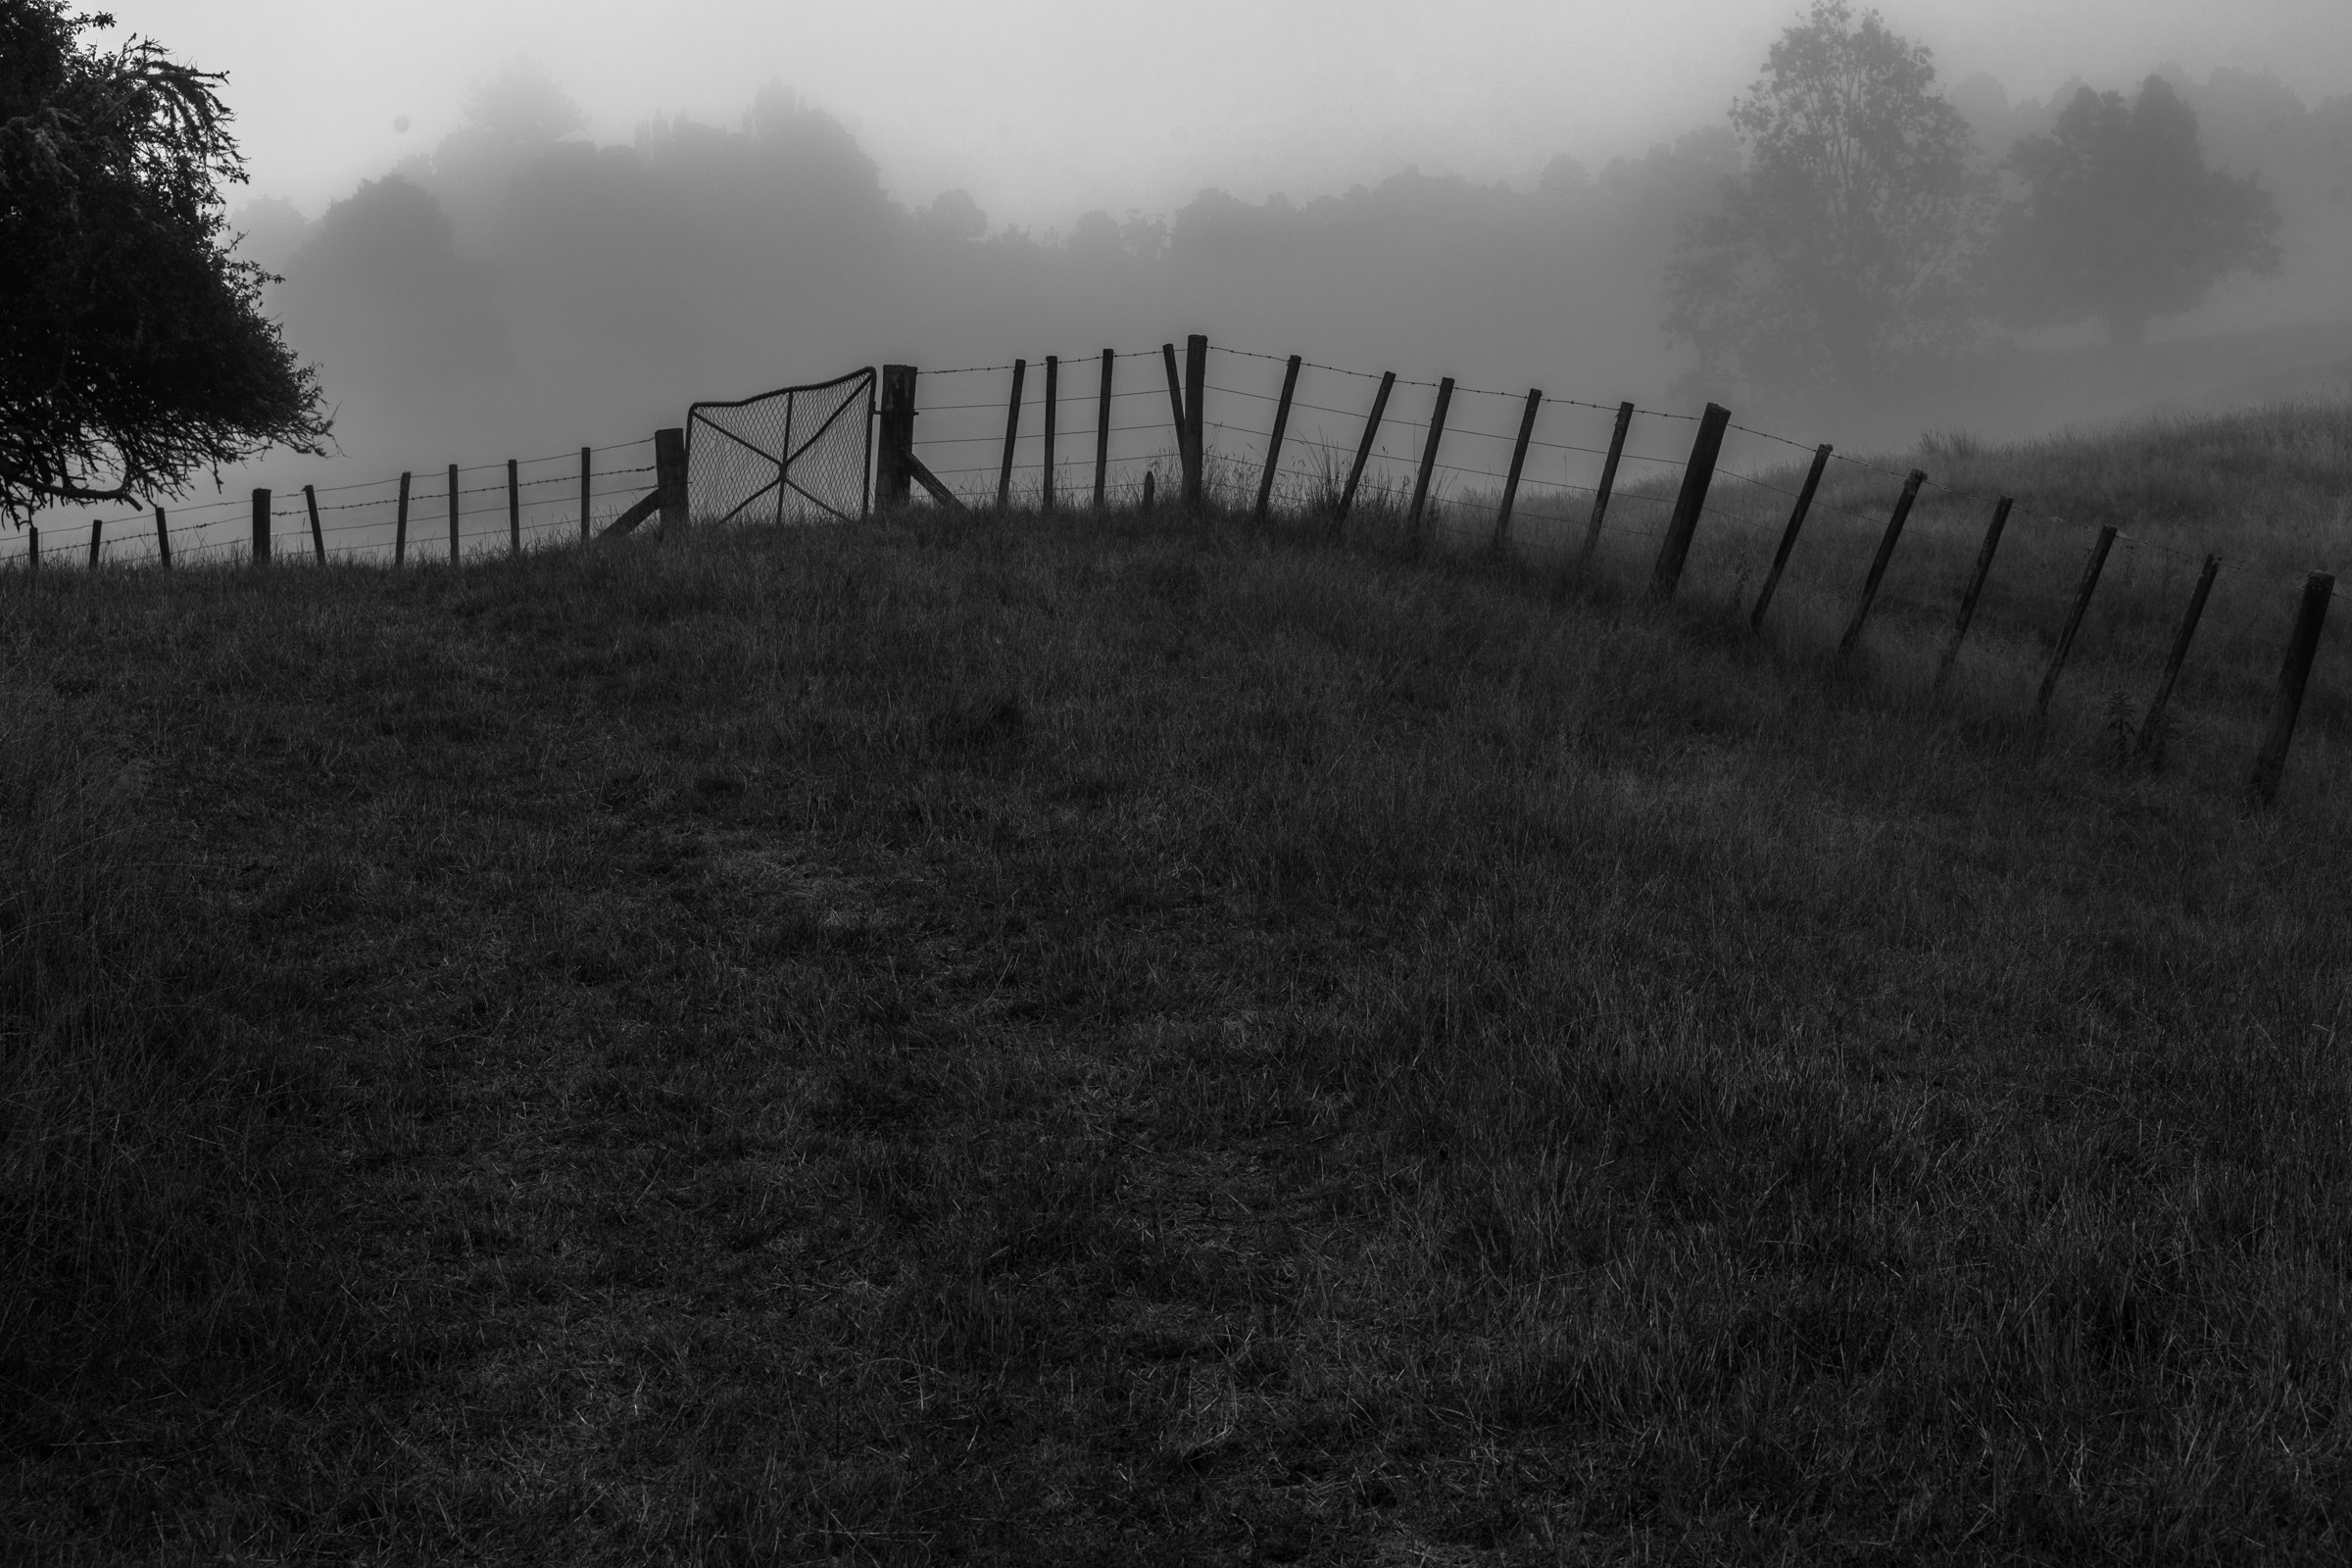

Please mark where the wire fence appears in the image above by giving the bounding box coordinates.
[900,341,2325,584]
[913,360,1831,573]
[6,440,662,572]
[895,338,2349,797]
[10,335,2343,796]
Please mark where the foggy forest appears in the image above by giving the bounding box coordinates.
[220,53,2352,489]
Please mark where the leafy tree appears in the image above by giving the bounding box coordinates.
[915,188,987,243]
[1666,1,1990,402]
[1988,75,2280,346]
[0,1,325,524]
[274,176,508,399]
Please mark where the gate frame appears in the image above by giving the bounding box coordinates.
[686,366,876,526]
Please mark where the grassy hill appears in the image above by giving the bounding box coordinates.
[6,408,2352,1562]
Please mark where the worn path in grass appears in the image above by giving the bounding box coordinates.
[5,510,2350,1564]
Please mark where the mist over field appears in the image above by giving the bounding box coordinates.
[221,75,1739,479]
[25,1,2352,532]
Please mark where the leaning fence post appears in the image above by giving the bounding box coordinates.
[1748,443,1831,630]
[655,427,689,532]
[877,366,917,511]
[395,471,411,566]
[579,447,593,541]
[1837,468,1927,658]
[2034,524,2118,716]
[88,516,102,570]
[447,465,460,564]
[1648,404,1731,603]
[1094,350,1112,511]
[1182,334,1207,513]
[1160,342,1185,459]
[1579,402,1635,564]
[1337,370,1396,526]
[154,506,171,569]
[2137,554,2221,758]
[2248,571,2334,806]
[306,484,325,564]
[253,488,271,565]
[1492,389,1543,556]
[1934,497,2012,690]
[1405,377,1454,555]
[508,460,520,556]
[998,358,1027,512]
[1252,355,1302,525]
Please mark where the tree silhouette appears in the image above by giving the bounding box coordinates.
[1666,1,1990,404]
[1989,75,2280,346]
[0,1,325,523]
[273,176,509,400]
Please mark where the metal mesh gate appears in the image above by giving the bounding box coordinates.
[687,367,874,527]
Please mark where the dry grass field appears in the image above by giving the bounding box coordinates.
[5,402,2352,1562]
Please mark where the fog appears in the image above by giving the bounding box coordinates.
[89,1,2352,234]
[27,1,2352,551]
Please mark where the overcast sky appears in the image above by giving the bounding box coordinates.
[97,1,2352,228]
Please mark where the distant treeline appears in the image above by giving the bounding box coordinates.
[235,64,2351,475]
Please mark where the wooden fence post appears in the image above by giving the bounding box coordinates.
[579,447,592,541]
[2136,554,2220,758]
[1041,356,1058,513]
[1094,350,1112,510]
[2247,571,2334,806]
[1337,370,1396,525]
[1182,334,1207,513]
[860,376,874,522]
[88,516,102,570]
[154,506,171,569]
[1253,354,1302,525]
[395,471,411,566]
[2034,523,2118,715]
[447,464,460,564]
[306,484,324,564]
[1748,443,1831,630]
[1160,342,1185,466]
[1837,468,1927,658]
[1648,404,1731,603]
[655,427,689,533]
[997,358,1027,512]
[508,460,520,555]
[1934,497,2012,690]
[253,488,271,564]
[1492,389,1543,556]
[876,366,917,511]
[1579,402,1635,564]
[1406,377,1455,555]
[26,525,35,579]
